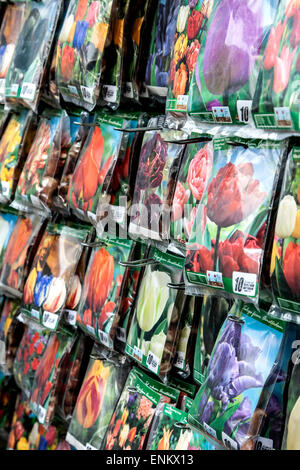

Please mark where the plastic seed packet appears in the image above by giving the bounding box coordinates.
[188,303,285,450]
[0,299,24,376]
[99,0,130,109]
[144,0,181,100]
[125,248,186,382]
[185,137,285,304]
[21,222,90,331]
[0,210,18,272]
[52,111,90,217]
[56,0,114,111]
[13,110,66,215]
[134,366,180,405]
[66,345,130,450]
[67,112,129,225]
[101,367,161,450]
[147,403,215,450]
[13,324,50,399]
[5,0,62,112]
[7,396,38,451]
[0,213,45,299]
[77,237,133,348]
[269,147,300,323]
[166,0,213,113]
[29,330,75,427]
[0,3,27,103]
[169,136,213,254]
[187,0,280,125]
[0,110,35,205]
[252,1,300,131]
[128,129,186,245]
[193,295,232,385]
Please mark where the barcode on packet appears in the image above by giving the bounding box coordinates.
[42,311,58,330]
[116,327,126,343]
[80,85,93,104]
[20,82,36,101]
[102,85,117,103]
[146,351,159,374]
[99,330,110,347]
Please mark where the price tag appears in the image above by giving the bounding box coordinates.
[212,106,232,123]
[102,85,117,103]
[80,85,94,104]
[133,345,142,362]
[11,84,19,96]
[237,100,253,124]
[85,443,97,450]
[274,107,292,128]
[1,181,10,198]
[203,422,217,439]
[66,310,77,326]
[31,309,40,320]
[20,82,36,101]
[146,350,159,374]
[255,437,273,450]
[124,82,134,99]
[174,351,185,369]
[68,85,79,96]
[99,330,110,347]
[38,405,46,424]
[206,271,224,289]
[222,432,238,450]
[232,271,257,297]
[0,339,5,364]
[42,311,59,330]
[176,94,188,111]
[116,327,126,343]
[0,79,5,99]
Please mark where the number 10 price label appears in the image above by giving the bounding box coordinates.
[232,271,257,297]
[237,100,253,124]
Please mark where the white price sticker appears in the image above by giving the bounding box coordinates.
[1,181,10,198]
[203,422,217,438]
[102,85,117,103]
[20,82,36,101]
[116,327,126,343]
[66,310,77,326]
[85,443,97,450]
[38,405,46,424]
[174,351,185,369]
[99,330,110,347]
[222,432,238,450]
[206,271,224,289]
[255,437,273,450]
[232,271,257,297]
[146,350,159,374]
[80,85,94,104]
[237,100,253,124]
[0,340,5,364]
[124,82,134,99]
[0,79,5,99]
[133,345,142,362]
[11,84,19,96]
[31,309,40,320]
[68,85,79,96]
[42,311,59,330]
[274,107,292,128]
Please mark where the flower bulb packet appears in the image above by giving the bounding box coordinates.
[0,3,27,103]
[5,0,63,112]
[56,0,114,111]
[147,403,215,450]
[98,0,131,109]
[13,110,66,215]
[269,147,300,323]
[0,110,36,205]
[169,136,213,254]
[188,303,285,450]
[166,0,214,113]
[144,0,181,100]
[128,129,186,245]
[185,137,285,304]
[77,237,133,348]
[52,111,91,217]
[66,345,130,450]
[252,1,300,131]
[29,330,75,427]
[21,222,91,331]
[188,0,281,125]
[102,367,161,450]
[125,248,186,382]
[0,299,24,375]
[67,112,129,225]
[193,295,232,385]
[13,324,50,399]
[7,395,38,451]
[0,210,18,272]
[0,213,45,299]
[134,366,180,405]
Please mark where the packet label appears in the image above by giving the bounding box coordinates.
[31,309,40,320]
[174,351,185,369]
[80,85,94,104]
[66,310,77,326]
[116,327,126,343]
[232,272,257,297]
[0,79,5,99]
[203,422,217,439]
[212,106,232,123]
[99,330,110,348]
[237,100,253,124]
[11,84,19,96]
[1,181,10,198]
[133,345,142,362]
[206,271,224,288]
[274,107,292,128]
[38,405,46,424]
[42,311,59,330]
[222,432,239,450]
[102,85,117,103]
[146,351,159,375]
[20,82,36,101]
